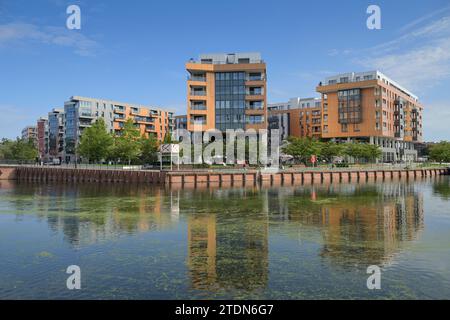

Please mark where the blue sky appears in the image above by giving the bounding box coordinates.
[1,0,449,141]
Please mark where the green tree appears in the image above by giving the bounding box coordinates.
[362,144,382,163]
[77,118,113,163]
[139,133,159,164]
[0,138,38,161]
[0,138,14,160]
[343,143,381,163]
[319,141,344,164]
[429,141,450,163]
[343,143,365,163]
[282,137,321,165]
[162,132,174,144]
[112,119,141,164]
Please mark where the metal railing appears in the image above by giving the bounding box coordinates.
[189,76,206,82]
[190,105,207,110]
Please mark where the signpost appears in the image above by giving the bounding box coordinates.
[310,155,317,167]
[160,144,180,171]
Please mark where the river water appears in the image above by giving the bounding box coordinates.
[0,177,449,299]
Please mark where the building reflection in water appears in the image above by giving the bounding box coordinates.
[9,182,180,247]
[184,188,269,292]
[5,180,427,292]
[269,182,424,268]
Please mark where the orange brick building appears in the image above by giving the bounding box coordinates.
[316,71,423,162]
[186,53,267,132]
[113,104,174,141]
[268,97,322,140]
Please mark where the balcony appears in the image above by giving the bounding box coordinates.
[79,112,94,119]
[247,88,264,96]
[190,90,207,96]
[79,121,92,127]
[188,76,206,82]
[190,104,207,111]
[114,106,125,113]
[246,102,264,110]
[135,116,154,123]
[245,115,265,124]
[190,118,207,125]
[247,74,264,81]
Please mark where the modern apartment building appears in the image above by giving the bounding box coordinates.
[48,108,64,162]
[186,52,267,132]
[63,96,174,163]
[113,103,174,140]
[175,115,188,131]
[36,117,49,161]
[317,71,423,162]
[268,97,322,141]
[174,115,188,141]
[21,125,37,142]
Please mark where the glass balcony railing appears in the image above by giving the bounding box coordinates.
[135,117,154,123]
[190,119,207,125]
[189,76,206,82]
[79,112,94,118]
[248,75,263,81]
[190,91,206,96]
[246,104,264,110]
[190,105,207,110]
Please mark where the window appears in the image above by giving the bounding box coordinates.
[337,89,362,124]
[215,72,246,130]
[246,115,264,124]
[247,101,264,110]
[248,73,262,81]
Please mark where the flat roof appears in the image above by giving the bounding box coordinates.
[189,52,263,64]
[322,71,419,101]
[66,96,174,113]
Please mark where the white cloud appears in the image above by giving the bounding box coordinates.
[423,101,450,142]
[397,5,450,34]
[358,37,450,91]
[0,104,40,139]
[356,14,450,92]
[0,22,99,56]
[327,48,352,57]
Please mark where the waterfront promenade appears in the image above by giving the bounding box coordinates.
[0,164,448,187]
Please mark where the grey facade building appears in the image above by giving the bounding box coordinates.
[63,96,116,163]
[48,108,64,162]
